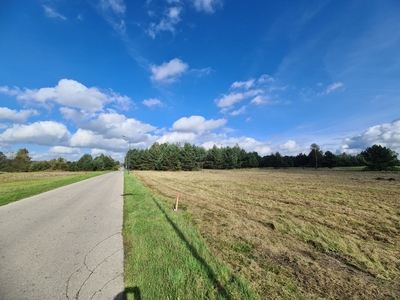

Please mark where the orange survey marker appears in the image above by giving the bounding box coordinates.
[174,193,180,211]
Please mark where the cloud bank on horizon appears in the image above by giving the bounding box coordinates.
[0,0,399,162]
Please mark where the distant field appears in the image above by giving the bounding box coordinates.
[134,168,400,299]
[0,171,108,206]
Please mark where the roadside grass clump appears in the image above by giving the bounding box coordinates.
[134,168,400,299]
[122,173,255,300]
[0,171,108,206]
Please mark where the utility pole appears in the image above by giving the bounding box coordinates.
[122,135,131,174]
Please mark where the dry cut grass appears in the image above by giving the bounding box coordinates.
[134,169,400,299]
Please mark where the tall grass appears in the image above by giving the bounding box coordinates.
[122,173,255,300]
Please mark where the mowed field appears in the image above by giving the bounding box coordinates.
[134,169,400,299]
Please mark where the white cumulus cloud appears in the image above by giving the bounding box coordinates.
[0,107,39,123]
[150,58,189,83]
[0,121,71,146]
[172,115,227,132]
[142,98,164,108]
[339,119,400,154]
[80,112,156,141]
[0,79,131,113]
[156,132,197,144]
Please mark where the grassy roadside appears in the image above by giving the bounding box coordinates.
[122,172,256,300]
[0,171,109,207]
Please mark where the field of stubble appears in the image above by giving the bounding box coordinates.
[134,168,400,299]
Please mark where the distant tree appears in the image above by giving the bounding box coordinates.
[77,154,94,171]
[271,152,284,169]
[309,144,323,168]
[222,147,238,169]
[246,152,259,168]
[204,145,223,169]
[180,143,196,171]
[295,153,308,168]
[323,151,337,168]
[283,156,294,168]
[361,145,398,171]
[156,144,181,171]
[12,148,31,172]
[193,145,207,170]
[0,151,6,171]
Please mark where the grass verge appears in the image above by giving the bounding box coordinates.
[123,173,256,300]
[0,171,108,207]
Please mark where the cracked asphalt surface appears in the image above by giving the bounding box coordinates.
[0,171,124,299]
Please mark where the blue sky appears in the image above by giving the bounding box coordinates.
[1,0,399,162]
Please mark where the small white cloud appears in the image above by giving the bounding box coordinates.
[150,58,189,83]
[0,107,39,123]
[147,6,182,38]
[269,86,288,92]
[279,140,299,152]
[258,74,274,83]
[230,79,255,90]
[192,0,222,13]
[251,95,269,105]
[42,6,67,20]
[230,106,246,116]
[99,0,126,15]
[172,115,227,132]
[326,82,344,94]
[215,89,263,108]
[142,98,164,108]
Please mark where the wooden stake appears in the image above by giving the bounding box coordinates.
[174,193,180,211]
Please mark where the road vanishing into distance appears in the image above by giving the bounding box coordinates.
[0,171,124,300]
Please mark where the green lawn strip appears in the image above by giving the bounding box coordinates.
[0,171,108,207]
[123,173,256,300]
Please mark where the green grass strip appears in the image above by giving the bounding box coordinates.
[0,171,108,207]
[123,173,256,300]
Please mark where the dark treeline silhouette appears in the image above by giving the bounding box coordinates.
[0,149,119,172]
[124,142,399,171]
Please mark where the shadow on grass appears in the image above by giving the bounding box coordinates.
[121,193,133,196]
[114,286,141,300]
[151,196,232,300]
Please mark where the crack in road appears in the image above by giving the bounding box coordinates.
[66,232,123,299]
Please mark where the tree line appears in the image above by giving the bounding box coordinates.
[125,142,399,171]
[0,149,120,172]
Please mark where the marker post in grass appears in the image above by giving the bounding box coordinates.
[174,193,180,211]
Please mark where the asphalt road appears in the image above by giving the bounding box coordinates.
[0,171,124,300]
